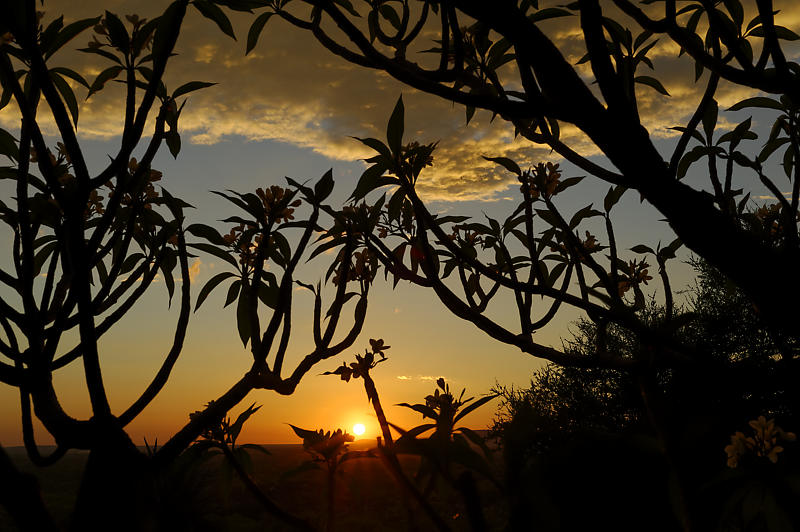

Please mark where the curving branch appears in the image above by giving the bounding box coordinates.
[119,224,192,425]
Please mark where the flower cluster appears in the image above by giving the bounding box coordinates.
[724,416,796,468]
[521,162,561,200]
[222,223,265,266]
[324,339,390,382]
[332,248,376,285]
[451,225,482,247]
[88,13,153,55]
[617,258,653,296]
[301,428,354,463]
[256,185,301,224]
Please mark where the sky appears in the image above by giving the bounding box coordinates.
[1,0,798,445]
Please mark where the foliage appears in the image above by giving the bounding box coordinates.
[394,378,497,487]
[287,425,372,531]
[491,259,800,530]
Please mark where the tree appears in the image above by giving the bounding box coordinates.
[0,2,371,530]
[490,260,800,529]
[251,0,800,362]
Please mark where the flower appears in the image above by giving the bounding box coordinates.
[724,416,795,467]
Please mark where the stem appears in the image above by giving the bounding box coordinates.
[326,465,336,532]
[362,372,392,447]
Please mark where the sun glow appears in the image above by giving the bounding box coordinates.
[352,423,366,436]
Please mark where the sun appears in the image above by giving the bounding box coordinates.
[352,423,366,436]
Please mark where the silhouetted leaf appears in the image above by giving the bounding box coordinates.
[0,129,19,162]
[528,7,573,23]
[397,402,438,420]
[45,16,101,59]
[246,12,273,54]
[196,271,236,311]
[483,155,521,176]
[315,168,334,201]
[604,185,627,212]
[569,204,602,229]
[172,81,216,99]
[630,244,654,254]
[165,131,181,158]
[236,288,251,347]
[50,71,79,125]
[635,75,670,96]
[188,242,239,268]
[387,95,404,155]
[87,65,123,98]
[749,25,800,40]
[194,0,236,40]
[454,394,497,423]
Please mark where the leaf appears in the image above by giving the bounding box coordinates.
[634,75,670,96]
[604,185,627,212]
[454,394,497,423]
[458,426,492,458]
[50,71,80,125]
[669,126,706,146]
[483,156,521,176]
[315,168,334,201]
[172,81,216,99]
[230,403,261,441]
[165,131,181,158]
[246,11,273,54]
[45,16,101,59]
[236,287,251,347]
[104,11,130,53]
[353,136,393,161]
[528,7,573,23]
[87,65,124,98]
[193,0,236,40]
[630,244,654,254]
[702,98,718,141]
[186,223,226,245]
[749,25,800,41]
[676,145,708,179]
[50,67,89,89]
[554,175,584,194]
[568,204,603,229]
[386,95,404,155]
[333,0,361,17]
[350,163,392,201]
[659,238,682,260]
[727,96,784,112]
[188,242,239,269]
[195,271,237,311]
[396,402,439,420]
[0,129,19,162]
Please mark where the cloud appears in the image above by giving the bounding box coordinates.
[396,375,446,382]
[188,259,201,283]
[6,0,799,202]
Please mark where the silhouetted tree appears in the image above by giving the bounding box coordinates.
[0,2,371,530]
[254,0,800,346]
[491,260,800,530]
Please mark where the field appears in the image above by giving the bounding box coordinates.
[0,440,507,531]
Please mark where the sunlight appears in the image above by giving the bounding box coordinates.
[352,423,366,436]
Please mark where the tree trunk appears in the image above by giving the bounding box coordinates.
[69,423,156,532]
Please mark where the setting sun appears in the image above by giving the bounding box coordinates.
[352,423,366,436]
